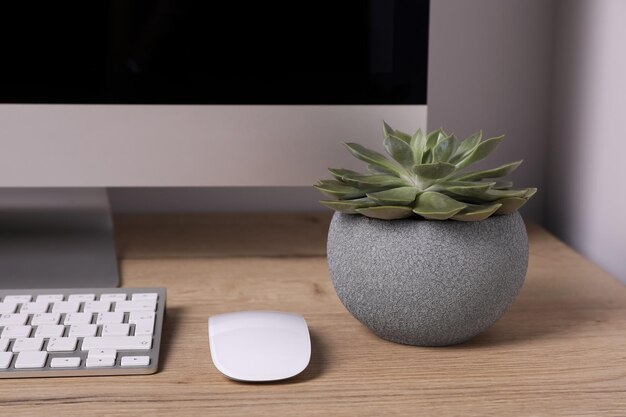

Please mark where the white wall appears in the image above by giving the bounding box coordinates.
[546,0,626,282]
[427,0,554,222]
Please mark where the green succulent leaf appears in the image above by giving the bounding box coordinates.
[384,134,415,168]
[451,203,503,221]
[356,206,414,220]
[494,197,529,214]
[340,173,409,188]
[367,187,419,205]
[327,168,363,185]
[319,198,378,214]
[455,135,504,169]
[454,160,522,181]
[382,121,394,138]
[413,191,467,220]
[409,128,426,163]
[313,180,367,200]
[383,121,412,144]
[421,148,433,164]
[478,188,533,202]
[394,130,412,143]
[443,181,496,197]
[344,143,404,176]
[424,129,442,151]
[433,134,458,162]
[491,180,514,190]
[524,187,538,198]
[450,131,482,163]
[412,162,456,179]
[367,164,395,175]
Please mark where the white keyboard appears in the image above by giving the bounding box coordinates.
[0,287,165,378]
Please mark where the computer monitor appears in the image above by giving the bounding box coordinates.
[0,1,430,288]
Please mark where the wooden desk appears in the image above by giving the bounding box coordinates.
[1,213,625,416]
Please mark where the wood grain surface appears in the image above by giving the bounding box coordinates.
[1,213,625,416]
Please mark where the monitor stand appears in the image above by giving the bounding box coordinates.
[0,188,119,289]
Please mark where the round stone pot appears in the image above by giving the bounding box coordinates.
[327,212,528,346]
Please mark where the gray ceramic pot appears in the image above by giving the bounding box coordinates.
[327,212,528,346]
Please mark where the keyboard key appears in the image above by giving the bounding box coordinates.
[0,314,28,326]
[102,324,130,337]
[52,301,80,314]
[12,337,44,352]
[68,324,97,337]
[0,352,12,368]
[99,294,127,302]
[134,323,155,336]
[86,357,115,367]
[0,303,17,314]
[36,294,64,303]
[129,311,156,335]
[83,301,111,313]
[47,337,77,352]
[64,313,93,325]
[19,302,50,314]
[128,311,155,323]
[121,356,150,367]
[82,336,152,351]
[0,338,9,351]
[68,294,95,302]
[3,295,32,303]
[96,312,124,324]
[31,313,61,325]
[2,325,32,338]
[131,293,158,301]
[88,348,117,359]
[14,351,47,368]
[114,300,157,312]
[50,357,81,368]
[35,325,65,338]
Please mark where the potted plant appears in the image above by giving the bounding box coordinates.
[314,123,536,346]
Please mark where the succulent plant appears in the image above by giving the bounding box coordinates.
[314,122,536,221]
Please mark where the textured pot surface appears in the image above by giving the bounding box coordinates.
[327,212,528,346]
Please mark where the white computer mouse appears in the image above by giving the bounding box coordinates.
[208,310,311,382]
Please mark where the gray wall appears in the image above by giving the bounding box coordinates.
[546,0,626,282]
[427,0,554,222]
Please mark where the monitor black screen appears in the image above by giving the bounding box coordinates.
[0,1,429,104]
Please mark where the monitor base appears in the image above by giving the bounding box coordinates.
[0,188,119,289]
